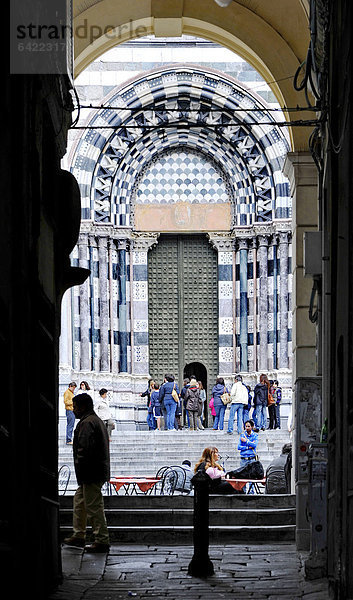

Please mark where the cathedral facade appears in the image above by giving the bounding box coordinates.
[59,60,293,428]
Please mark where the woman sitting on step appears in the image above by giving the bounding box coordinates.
[194,447,237,494]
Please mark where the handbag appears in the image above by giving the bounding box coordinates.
[221,386,232,405]
[171,383,179,403]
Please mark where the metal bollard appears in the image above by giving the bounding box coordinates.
[188,471,214,577]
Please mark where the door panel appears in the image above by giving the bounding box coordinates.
[148,235,179,382]
[148,234,218,392]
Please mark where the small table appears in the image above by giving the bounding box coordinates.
[110,476,160,495]
[226,477,266,494]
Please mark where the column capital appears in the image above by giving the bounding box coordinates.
[278,230,291,244]
[115,238,128,251]
[251,237,258,249]
[257,234,269,248]
[130,232,159,252]
[77,232,89,246]
[88,233,98,247]
[236,238,249,251]
[207,232,234,252]
[269,233,278,246]
[97,235,108,248]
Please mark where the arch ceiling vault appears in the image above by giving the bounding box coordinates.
[73,0,312,150]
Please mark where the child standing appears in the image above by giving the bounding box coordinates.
[150,383,162,431]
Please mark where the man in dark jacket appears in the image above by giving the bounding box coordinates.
[253,374,269,431]
[64,393,110,553]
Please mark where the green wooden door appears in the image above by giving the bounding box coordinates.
[148,234,218,395]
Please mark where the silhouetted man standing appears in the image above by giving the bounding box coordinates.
[64,393,110,553]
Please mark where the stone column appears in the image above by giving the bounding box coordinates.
[109,238,119,374]
[283,152,319,551]
[59,289,72,369]
[283,152,318,382]
[251,237,258,372]
[208,233,234,378]
[117,239,128,373]
[270,234,278,370]
[98,236,109,372]
[257,234,269,371]
[237,238,249,373]
[130,233,159,376]
[78,233,91,371]
[278,231,290,369]
[88,234,99,372]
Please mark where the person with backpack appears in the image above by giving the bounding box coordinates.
[184,379,202,431]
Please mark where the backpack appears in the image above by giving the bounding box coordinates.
[227,460,264,481]
[264,454,289,494]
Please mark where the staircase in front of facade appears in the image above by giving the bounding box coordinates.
[59,428,295,543]
[59,428,292,493]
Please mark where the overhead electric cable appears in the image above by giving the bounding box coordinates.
[70,118,320,130]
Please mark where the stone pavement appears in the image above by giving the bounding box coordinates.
[49,543,330,600]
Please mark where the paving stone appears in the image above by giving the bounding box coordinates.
[48,543,330,600]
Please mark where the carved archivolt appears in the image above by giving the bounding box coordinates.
[70,66,291,231]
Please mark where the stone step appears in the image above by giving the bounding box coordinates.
[59,428,291,492]
[60,506,295,527]
[59,494,296,544]
[60,524,295,544]
[60,493,296,509]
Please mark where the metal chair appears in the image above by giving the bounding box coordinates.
[154,466,172,495]
[160,468,178,495]
[153,467,178,495]
[168,465,191,494]
[58,464,71,495]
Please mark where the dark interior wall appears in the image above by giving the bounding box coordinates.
[0,73,86,595]
[321,1,353,597]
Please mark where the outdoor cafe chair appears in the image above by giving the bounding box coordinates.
[58,464,71,495]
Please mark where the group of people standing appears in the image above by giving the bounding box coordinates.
[142,372,282,434]
[210,373,282,434]
[64,381,115,445]
[65,373,282,440]
[142,375,207,431]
